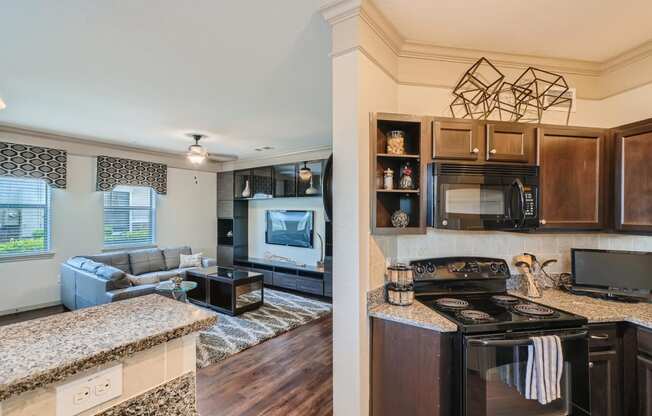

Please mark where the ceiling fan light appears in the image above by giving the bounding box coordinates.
[186,134,208,164]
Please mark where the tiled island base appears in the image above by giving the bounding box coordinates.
[0,334,199,416]
[97,372,197,416]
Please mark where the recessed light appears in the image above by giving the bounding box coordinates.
[254,146,274,152]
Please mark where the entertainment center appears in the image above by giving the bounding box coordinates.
[216,158,333,298]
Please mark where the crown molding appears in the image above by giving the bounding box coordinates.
[0,123,231,172]
[219,144,332,171]
[600,40,652,74]
[323,1,652,82]
[319,0,362,25]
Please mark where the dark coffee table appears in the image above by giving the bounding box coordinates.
[185,266,264,316]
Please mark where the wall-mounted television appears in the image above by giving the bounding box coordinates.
[265,210,314,248]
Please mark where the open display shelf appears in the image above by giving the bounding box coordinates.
[371,113,430,234]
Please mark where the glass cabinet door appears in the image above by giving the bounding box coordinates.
[233,169,251,199]
[251,166,273,199]
[273,164,297,198]
[297,160,323,197]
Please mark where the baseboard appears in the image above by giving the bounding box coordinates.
[0,300,62,317]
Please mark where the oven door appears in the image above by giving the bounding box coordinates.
[463,329,590,416]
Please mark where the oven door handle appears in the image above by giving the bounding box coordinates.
[467,331,588,347]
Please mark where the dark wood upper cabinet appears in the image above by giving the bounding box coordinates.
[432,119,481,161]
[538,126,607,230]
[614,119,652,234]
[485,122,536,163]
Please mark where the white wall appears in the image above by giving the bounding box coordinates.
[0,153,216,315]
[248,197,325,265]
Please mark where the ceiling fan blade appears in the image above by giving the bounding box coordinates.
[207,152,238,162]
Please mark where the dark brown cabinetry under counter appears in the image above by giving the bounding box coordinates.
[538,126,607,230]
[371,318,453,416]
[588,324,623,416]
[613,118,652,234]
[636,326,652,416]
[485,122,536,164]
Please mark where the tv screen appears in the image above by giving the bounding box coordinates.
[572,248,652,291]
[265,210,314,248]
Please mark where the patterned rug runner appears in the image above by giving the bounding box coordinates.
[196,289,332,368]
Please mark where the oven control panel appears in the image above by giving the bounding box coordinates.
[410,257,510,280]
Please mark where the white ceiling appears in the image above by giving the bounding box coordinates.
[0,1,332,160]
[372,0,652,62]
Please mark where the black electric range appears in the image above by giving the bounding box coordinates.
[410,256,591,416]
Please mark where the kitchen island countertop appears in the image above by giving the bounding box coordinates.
[0,294,217,402]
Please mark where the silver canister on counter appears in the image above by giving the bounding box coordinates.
[386,263,415,306]
[386,283,415,306]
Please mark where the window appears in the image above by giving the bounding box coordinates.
[103,185,155,247]
[0,177,51,256]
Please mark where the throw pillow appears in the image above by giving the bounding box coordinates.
[179,253,202,268]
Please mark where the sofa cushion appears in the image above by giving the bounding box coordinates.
[96,265,130,290]
[80,260,103,273]
[106,284,157,302]
[67,256,89,269]
[87,252,131,274]
[127,272,161,286]
[129,248,166,276]
[162,246,191,270]
[179,253,203,268]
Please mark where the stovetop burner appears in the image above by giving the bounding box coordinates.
[458,309,493,322]
[435,297,470,309]
[491,295,520,304]
[512,303,557,317]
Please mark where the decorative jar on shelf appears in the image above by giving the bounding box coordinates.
[386,130,405,155]
[383,168,394,190]
[398,161,415,190]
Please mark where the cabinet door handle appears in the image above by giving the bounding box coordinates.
[589,362,594,369]
[490,149,497,154]
[590,334,609,341]
[472,148,480,154]
[539,219,547,225]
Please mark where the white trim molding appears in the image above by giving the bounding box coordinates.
[321,0,652,100]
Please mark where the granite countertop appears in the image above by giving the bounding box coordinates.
[368,302,457,332]
[510,288,652,330]
[0,294,217,402]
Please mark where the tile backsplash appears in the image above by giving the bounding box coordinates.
[374,229,652,274]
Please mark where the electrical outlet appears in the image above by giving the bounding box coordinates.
[56,364,122,416]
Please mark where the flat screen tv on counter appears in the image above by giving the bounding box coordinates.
[572,248,652,292]
[265,210,314,248]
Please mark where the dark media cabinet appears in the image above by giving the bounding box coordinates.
[216,159,333,298]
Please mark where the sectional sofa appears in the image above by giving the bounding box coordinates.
[60,246,216,310]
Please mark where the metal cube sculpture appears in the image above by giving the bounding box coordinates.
[449,58,573,124]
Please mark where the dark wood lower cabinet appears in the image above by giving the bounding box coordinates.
[637,354,652,416]
[371,318,452,416]
[590,349,621,416]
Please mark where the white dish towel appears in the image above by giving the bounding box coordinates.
[525,335,563,405]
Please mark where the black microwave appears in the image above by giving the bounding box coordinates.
[427,163,540,231]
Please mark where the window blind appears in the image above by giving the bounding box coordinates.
[0,177,50,256]
[103,185,155,247]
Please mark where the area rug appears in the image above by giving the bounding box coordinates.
[196,289,332,368]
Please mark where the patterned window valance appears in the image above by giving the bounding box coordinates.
[0,141,67,188]
[96,155,167,195]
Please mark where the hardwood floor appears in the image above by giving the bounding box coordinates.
[197,315,333,416]
[0,305,66,326]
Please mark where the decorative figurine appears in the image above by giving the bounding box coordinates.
[383,168,394,190]
[391,209,409,228]
[399,161,415,190]
[241,179,251,198]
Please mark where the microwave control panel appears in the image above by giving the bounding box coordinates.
[523,187,537,218]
